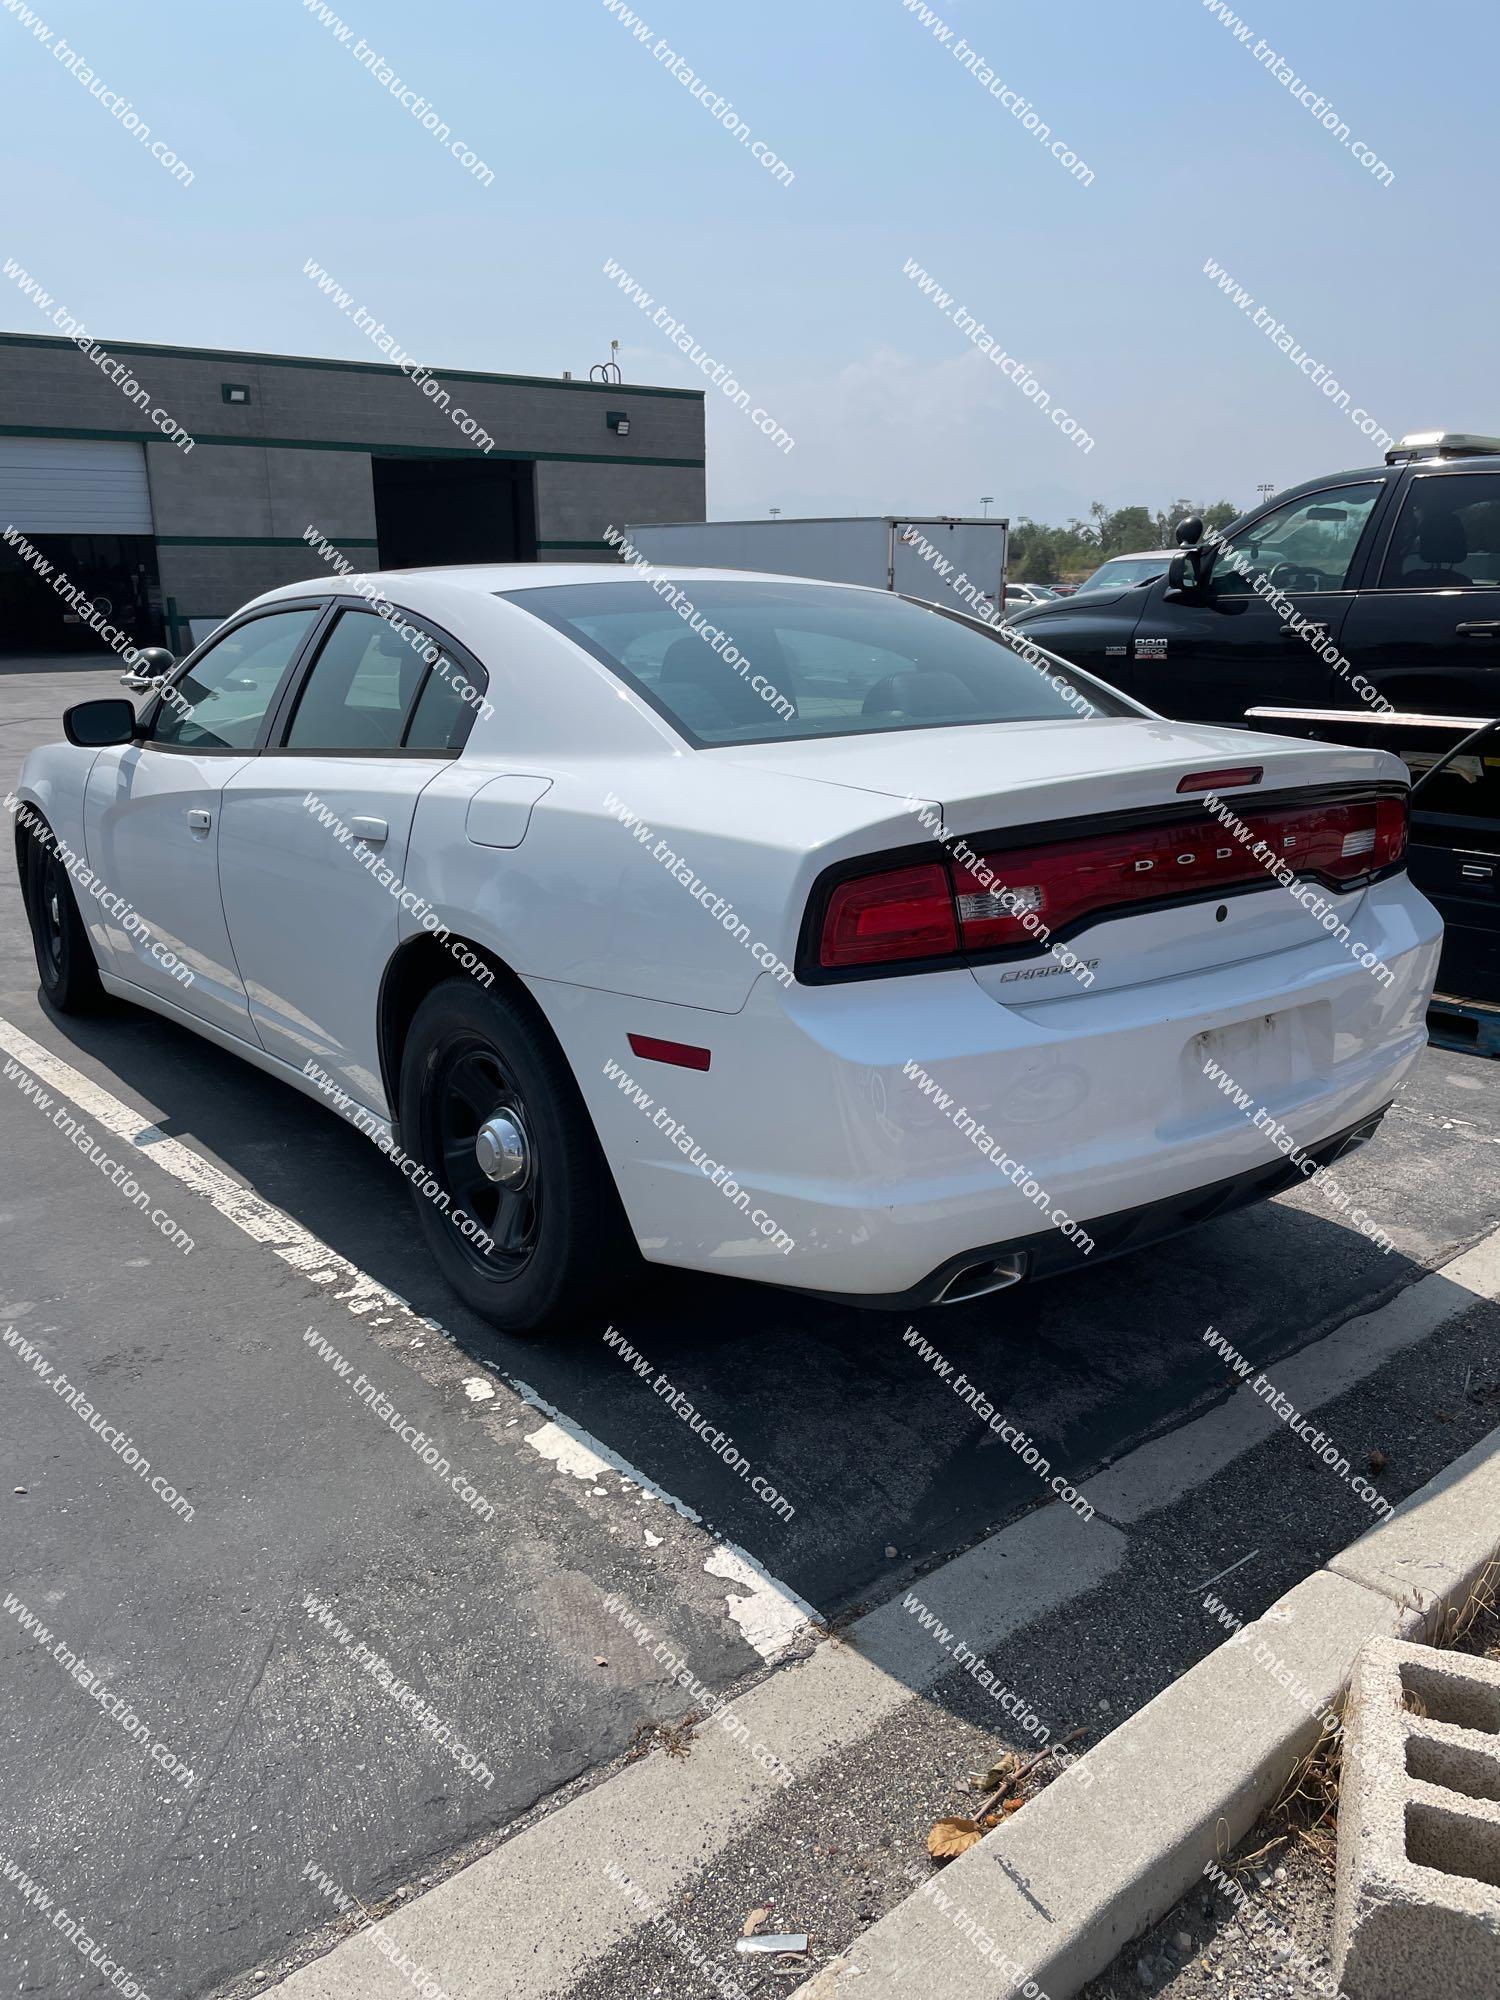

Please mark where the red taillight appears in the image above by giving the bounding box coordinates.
[952,795,1406,951]
[1373,793,1408,871]
[819,862,958,969]
[812,792,1405,975]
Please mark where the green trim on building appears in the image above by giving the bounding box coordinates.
[0,330,704,400]
[0,423,705,470]
[155,535,379,548]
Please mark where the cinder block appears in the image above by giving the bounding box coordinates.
[1334,1637,1500,1999]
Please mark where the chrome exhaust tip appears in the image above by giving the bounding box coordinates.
[936,1251,1028,1305]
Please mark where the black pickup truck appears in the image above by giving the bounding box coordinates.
[1005,431,1500,726]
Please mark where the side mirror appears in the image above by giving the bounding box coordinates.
[1167,519,1212,594]
[120,645,175,693]
[63,698,138,748]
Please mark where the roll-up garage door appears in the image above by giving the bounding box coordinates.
[0,437,154,534]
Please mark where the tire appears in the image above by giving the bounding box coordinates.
[397,976,636,1334]
[20,818,105,1013]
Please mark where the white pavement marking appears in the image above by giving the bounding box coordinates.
[510,1378,816,1658]
[267,1220,1500,2000]
[1084,1227,1500,1525]
[0,1013,814,1662]
[273,1504,1121,2000]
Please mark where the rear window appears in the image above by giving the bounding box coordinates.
[502,579,1130,746]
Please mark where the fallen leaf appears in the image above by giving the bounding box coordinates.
[928,1818,984,1860]
[970,1755,1018,1793]
[743,1907,770,1936]
[1369,1449,1388,1474]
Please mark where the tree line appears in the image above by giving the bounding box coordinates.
[1009,499,1242,584]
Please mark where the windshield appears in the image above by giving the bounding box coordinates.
[503,579,1132,746]
[1074,555,1171,595]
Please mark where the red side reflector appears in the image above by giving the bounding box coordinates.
[820,862,958,969]
[628,1033,711,1072]
[1176,766,1263,793]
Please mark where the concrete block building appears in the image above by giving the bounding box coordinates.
[0,331,705,653]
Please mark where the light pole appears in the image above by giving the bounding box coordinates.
[769,507,781,519]
[1256,482,1275,508]
[980,495,994,518]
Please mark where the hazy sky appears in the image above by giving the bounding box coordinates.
[4,0,1485,525]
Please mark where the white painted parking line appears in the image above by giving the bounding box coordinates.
[274,1503,1121,2000]
[1084,1228,1500,1525]
[0,1013,814,1661]
[265,1219,1500,2000]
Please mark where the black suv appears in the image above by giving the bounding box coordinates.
[1006,432,1500,725]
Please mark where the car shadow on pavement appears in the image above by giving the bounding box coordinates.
[28,988,1444,1618]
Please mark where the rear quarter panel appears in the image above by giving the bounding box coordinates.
[400,754,934,1012]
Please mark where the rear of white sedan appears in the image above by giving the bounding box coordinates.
[484,576,1440,1313]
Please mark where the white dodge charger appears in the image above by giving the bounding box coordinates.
[14,565,1441,1332]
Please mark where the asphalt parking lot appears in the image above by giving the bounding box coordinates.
[5,658,1500,2000]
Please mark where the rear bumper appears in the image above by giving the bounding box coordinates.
[532,872,1442,1297]
[844,1104,1390,1310]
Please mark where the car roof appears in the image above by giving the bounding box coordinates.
[253,562,881,605]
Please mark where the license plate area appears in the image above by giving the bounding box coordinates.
[1164,1002,1333,1137]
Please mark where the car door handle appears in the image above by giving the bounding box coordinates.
[350,816,388,845]
[1455,621,1500,637]
[186,808,212,833]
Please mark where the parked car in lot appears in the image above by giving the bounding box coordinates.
[15,566,1440,1331]
[1002,583,1056,613]
[1005,434,1500,725]
[1068,550,1176,599]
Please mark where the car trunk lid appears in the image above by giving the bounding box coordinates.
[736,717,1409,992]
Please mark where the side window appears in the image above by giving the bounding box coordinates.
[283,609,431,751]
[1378,474,1500,588]
[403,645,489,751]
[1212,483,1384,597]
[150,608,321,750]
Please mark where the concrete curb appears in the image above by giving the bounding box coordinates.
[792,1422,1500,2000]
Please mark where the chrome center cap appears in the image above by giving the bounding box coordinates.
[475,1111,529,1188]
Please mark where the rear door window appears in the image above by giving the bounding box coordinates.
[283,608,431,751]
[1378,473,1500,588]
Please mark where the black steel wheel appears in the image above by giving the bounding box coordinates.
[21,820,103,1012]
[398,976,635,1334]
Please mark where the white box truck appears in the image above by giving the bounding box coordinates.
[619,515,1008,622]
